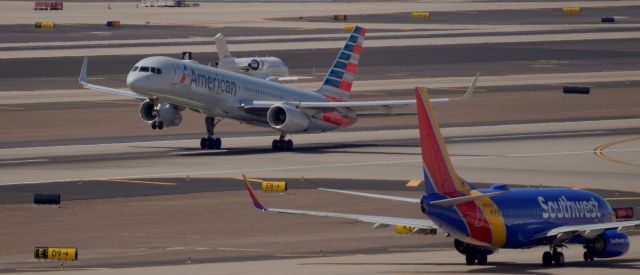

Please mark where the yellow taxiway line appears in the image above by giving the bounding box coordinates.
[594,136,640,168]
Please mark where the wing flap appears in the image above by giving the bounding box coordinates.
[533,220,640,241]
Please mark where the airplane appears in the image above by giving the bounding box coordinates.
[242,87,639,266]
[213,33,310,82]
[79,25,476,151]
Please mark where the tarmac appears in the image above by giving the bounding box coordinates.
[1,0,640,273]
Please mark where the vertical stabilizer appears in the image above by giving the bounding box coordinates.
[214,33,233,62]
[415,87,472,195]
[315,25,366,102]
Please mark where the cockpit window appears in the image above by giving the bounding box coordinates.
[156,68,162,74]
[131,66,139,72]
[150,67,157,74]
[139,67,150,72]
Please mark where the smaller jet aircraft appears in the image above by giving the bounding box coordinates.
[243,87,639,266]
[214,33,309,82]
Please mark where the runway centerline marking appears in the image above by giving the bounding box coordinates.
[594,136,640,168]
[0,159,48,165]
[109,179,177,186]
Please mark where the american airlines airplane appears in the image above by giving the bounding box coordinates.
[80,26,475,151]
[213,33,309,82]
[243,88,639,266]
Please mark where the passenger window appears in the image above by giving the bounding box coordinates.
[150,67,156,74]
[140,67,150,72]
[157,68,162,74]
[131,66,139,72]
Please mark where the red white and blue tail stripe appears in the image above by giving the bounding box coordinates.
[315,25,366,102]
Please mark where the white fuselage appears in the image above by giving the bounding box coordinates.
[218,56,289,80]
[126,56,343,132]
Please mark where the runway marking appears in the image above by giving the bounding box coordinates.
[233,177,262,183]
[605,197,640,201]
[90,100,139,105]
[405,179,423,187]
[0,159,48,165]
[450,131,608,142]
[0,106,24,110]
[217,247,270,252]
[594,136,640,168]
[109,179,177,186]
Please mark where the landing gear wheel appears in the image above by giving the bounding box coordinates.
[476,253,488,265]
[151,121,157,130]
[285,139,293,151]
[542,251,553,267]
[553,252,565,267]
[583,251,595,262]
[157,121,164,130]
[465,254,476,265]
[201,116,222,150]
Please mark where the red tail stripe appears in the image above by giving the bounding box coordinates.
[338,80,352,92]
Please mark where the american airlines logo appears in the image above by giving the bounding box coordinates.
[538,196,601,219]
[186,68,237,96]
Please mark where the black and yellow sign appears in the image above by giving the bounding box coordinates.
[262,180,287,192]
[34,247,77,261]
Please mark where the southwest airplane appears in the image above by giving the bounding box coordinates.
[79,25,476,151]
[214,33,310,82]
[243,88,639,266]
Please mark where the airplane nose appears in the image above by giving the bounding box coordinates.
[126,73,142,91]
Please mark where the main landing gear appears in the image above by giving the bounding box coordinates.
[542,245,565,267]
[272,133,293,151]
[200,116,222,150]
[455,239,490,266]
[151,120,164,130]
[464,248,489,265]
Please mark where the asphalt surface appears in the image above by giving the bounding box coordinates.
[2,38,640,91]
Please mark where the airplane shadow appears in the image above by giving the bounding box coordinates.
[304,258,640,275]
[132,142,420,157]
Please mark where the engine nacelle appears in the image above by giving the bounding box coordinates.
[247,59,262,71]
[585,230,630,258]
[139,100,182,127]
[267,104,309,133]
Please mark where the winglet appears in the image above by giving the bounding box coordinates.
[242,174,267,211]
[79,57,88,86]
[453,72,479,101]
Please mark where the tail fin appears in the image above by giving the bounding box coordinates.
[315,25,366,102]
[415,87,473,195]
[214,33,233,62]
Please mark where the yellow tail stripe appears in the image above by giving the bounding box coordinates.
[470,190,506,247]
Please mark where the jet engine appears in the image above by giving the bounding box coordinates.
[139,100,182,128]
[247,59,262,71]
[266,104,309,133]
[584,230,629,258]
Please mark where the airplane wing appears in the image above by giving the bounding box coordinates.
[241,175,437,230]
[266,76,314,82]
[319,188,509,207]
[79,57,147,100]
[318,188,420,203]
[533,220,640,242]
[241,73,478,116]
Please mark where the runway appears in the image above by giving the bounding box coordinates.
[2,118,640,192]
[2,0,640,273]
